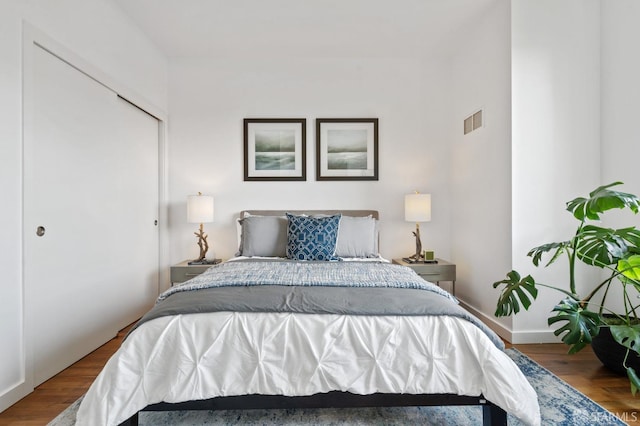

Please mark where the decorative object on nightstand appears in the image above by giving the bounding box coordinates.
[171,259,221,285]
[404,192,431,263]
[423,249,435,261]
[187,192,216,265]
[393,258,456,296]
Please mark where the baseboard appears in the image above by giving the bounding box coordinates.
[0,380,33,414]
[508,329,561,344]
[459,299,560,344]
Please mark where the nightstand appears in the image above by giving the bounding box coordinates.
[170,260,221,285]
[392,258,457,296]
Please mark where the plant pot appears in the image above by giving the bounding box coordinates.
[591,325,640,376]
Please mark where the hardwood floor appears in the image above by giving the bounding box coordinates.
[0,325,130,426]
[514,343,639,424]
[0,325,637,425]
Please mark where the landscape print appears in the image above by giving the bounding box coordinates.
[326,129,367,170]
[316,118,377,181]
[254,129,296,170]
[244,118,306,181]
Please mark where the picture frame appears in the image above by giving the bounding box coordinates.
[316,118,378,181]
[244,118,306,181]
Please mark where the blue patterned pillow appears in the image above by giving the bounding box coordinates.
[286,213,341,261]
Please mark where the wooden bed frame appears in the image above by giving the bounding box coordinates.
[117,210,508,426]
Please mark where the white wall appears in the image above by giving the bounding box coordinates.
[167,56,452,266]
[449,1,512,334]
[0,0,167,411]
[599,0,640,314]
[510,0,601,342]
[601,0,640,196]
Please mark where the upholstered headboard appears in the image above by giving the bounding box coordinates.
[240,210,379,219]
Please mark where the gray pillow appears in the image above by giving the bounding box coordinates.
[239,215,288,257]
[335,215,378,258]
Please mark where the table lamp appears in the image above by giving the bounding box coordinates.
[404,192,431,262]
[187,192,215,265]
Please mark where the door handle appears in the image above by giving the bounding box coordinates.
[36,226,46,237]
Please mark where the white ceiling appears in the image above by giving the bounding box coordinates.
[113,0,499,58]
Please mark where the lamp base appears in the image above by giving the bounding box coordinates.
[188,259,221,266]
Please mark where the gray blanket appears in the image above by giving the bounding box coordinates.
[158,260,457,302]
[132,261,504,349]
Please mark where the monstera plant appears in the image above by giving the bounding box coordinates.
[493,182,640,394]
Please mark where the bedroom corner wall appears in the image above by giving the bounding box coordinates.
[0,0,168,412]
[601,1,640,197]
[167,56,453,266]
[510,0,601,343]
[449,1,512,336]
[598,1,640,315]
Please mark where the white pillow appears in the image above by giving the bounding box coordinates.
[237,215,288,257]
[335,215,378,258]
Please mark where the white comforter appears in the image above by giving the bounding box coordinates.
[76,311,540,425]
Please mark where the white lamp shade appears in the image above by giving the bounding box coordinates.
[187,194,214,223]
[405,193,431,222]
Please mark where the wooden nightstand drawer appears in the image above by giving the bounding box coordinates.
[415,269,455,282]
[170,260,221,285]
[392,258,457,295]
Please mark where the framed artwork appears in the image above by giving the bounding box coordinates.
[316,118,378,181]
[244,118,306,181]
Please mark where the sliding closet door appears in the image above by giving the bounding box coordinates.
[24,44,159,385]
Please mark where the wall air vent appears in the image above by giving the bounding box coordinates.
[463,109,483,135]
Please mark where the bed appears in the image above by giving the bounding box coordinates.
[76,210,540,426]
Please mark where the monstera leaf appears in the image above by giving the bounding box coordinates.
[566,182,640,221]
[493,271,538,317]
[527,241,571,267]
[611,323,640,396]
[628,367,640,397]
[575,226,640,267]
[548,298,602,354]
[610,324,640,354]
[618,255,640,282]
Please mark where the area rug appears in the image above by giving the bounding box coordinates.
[48,348,625,425]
